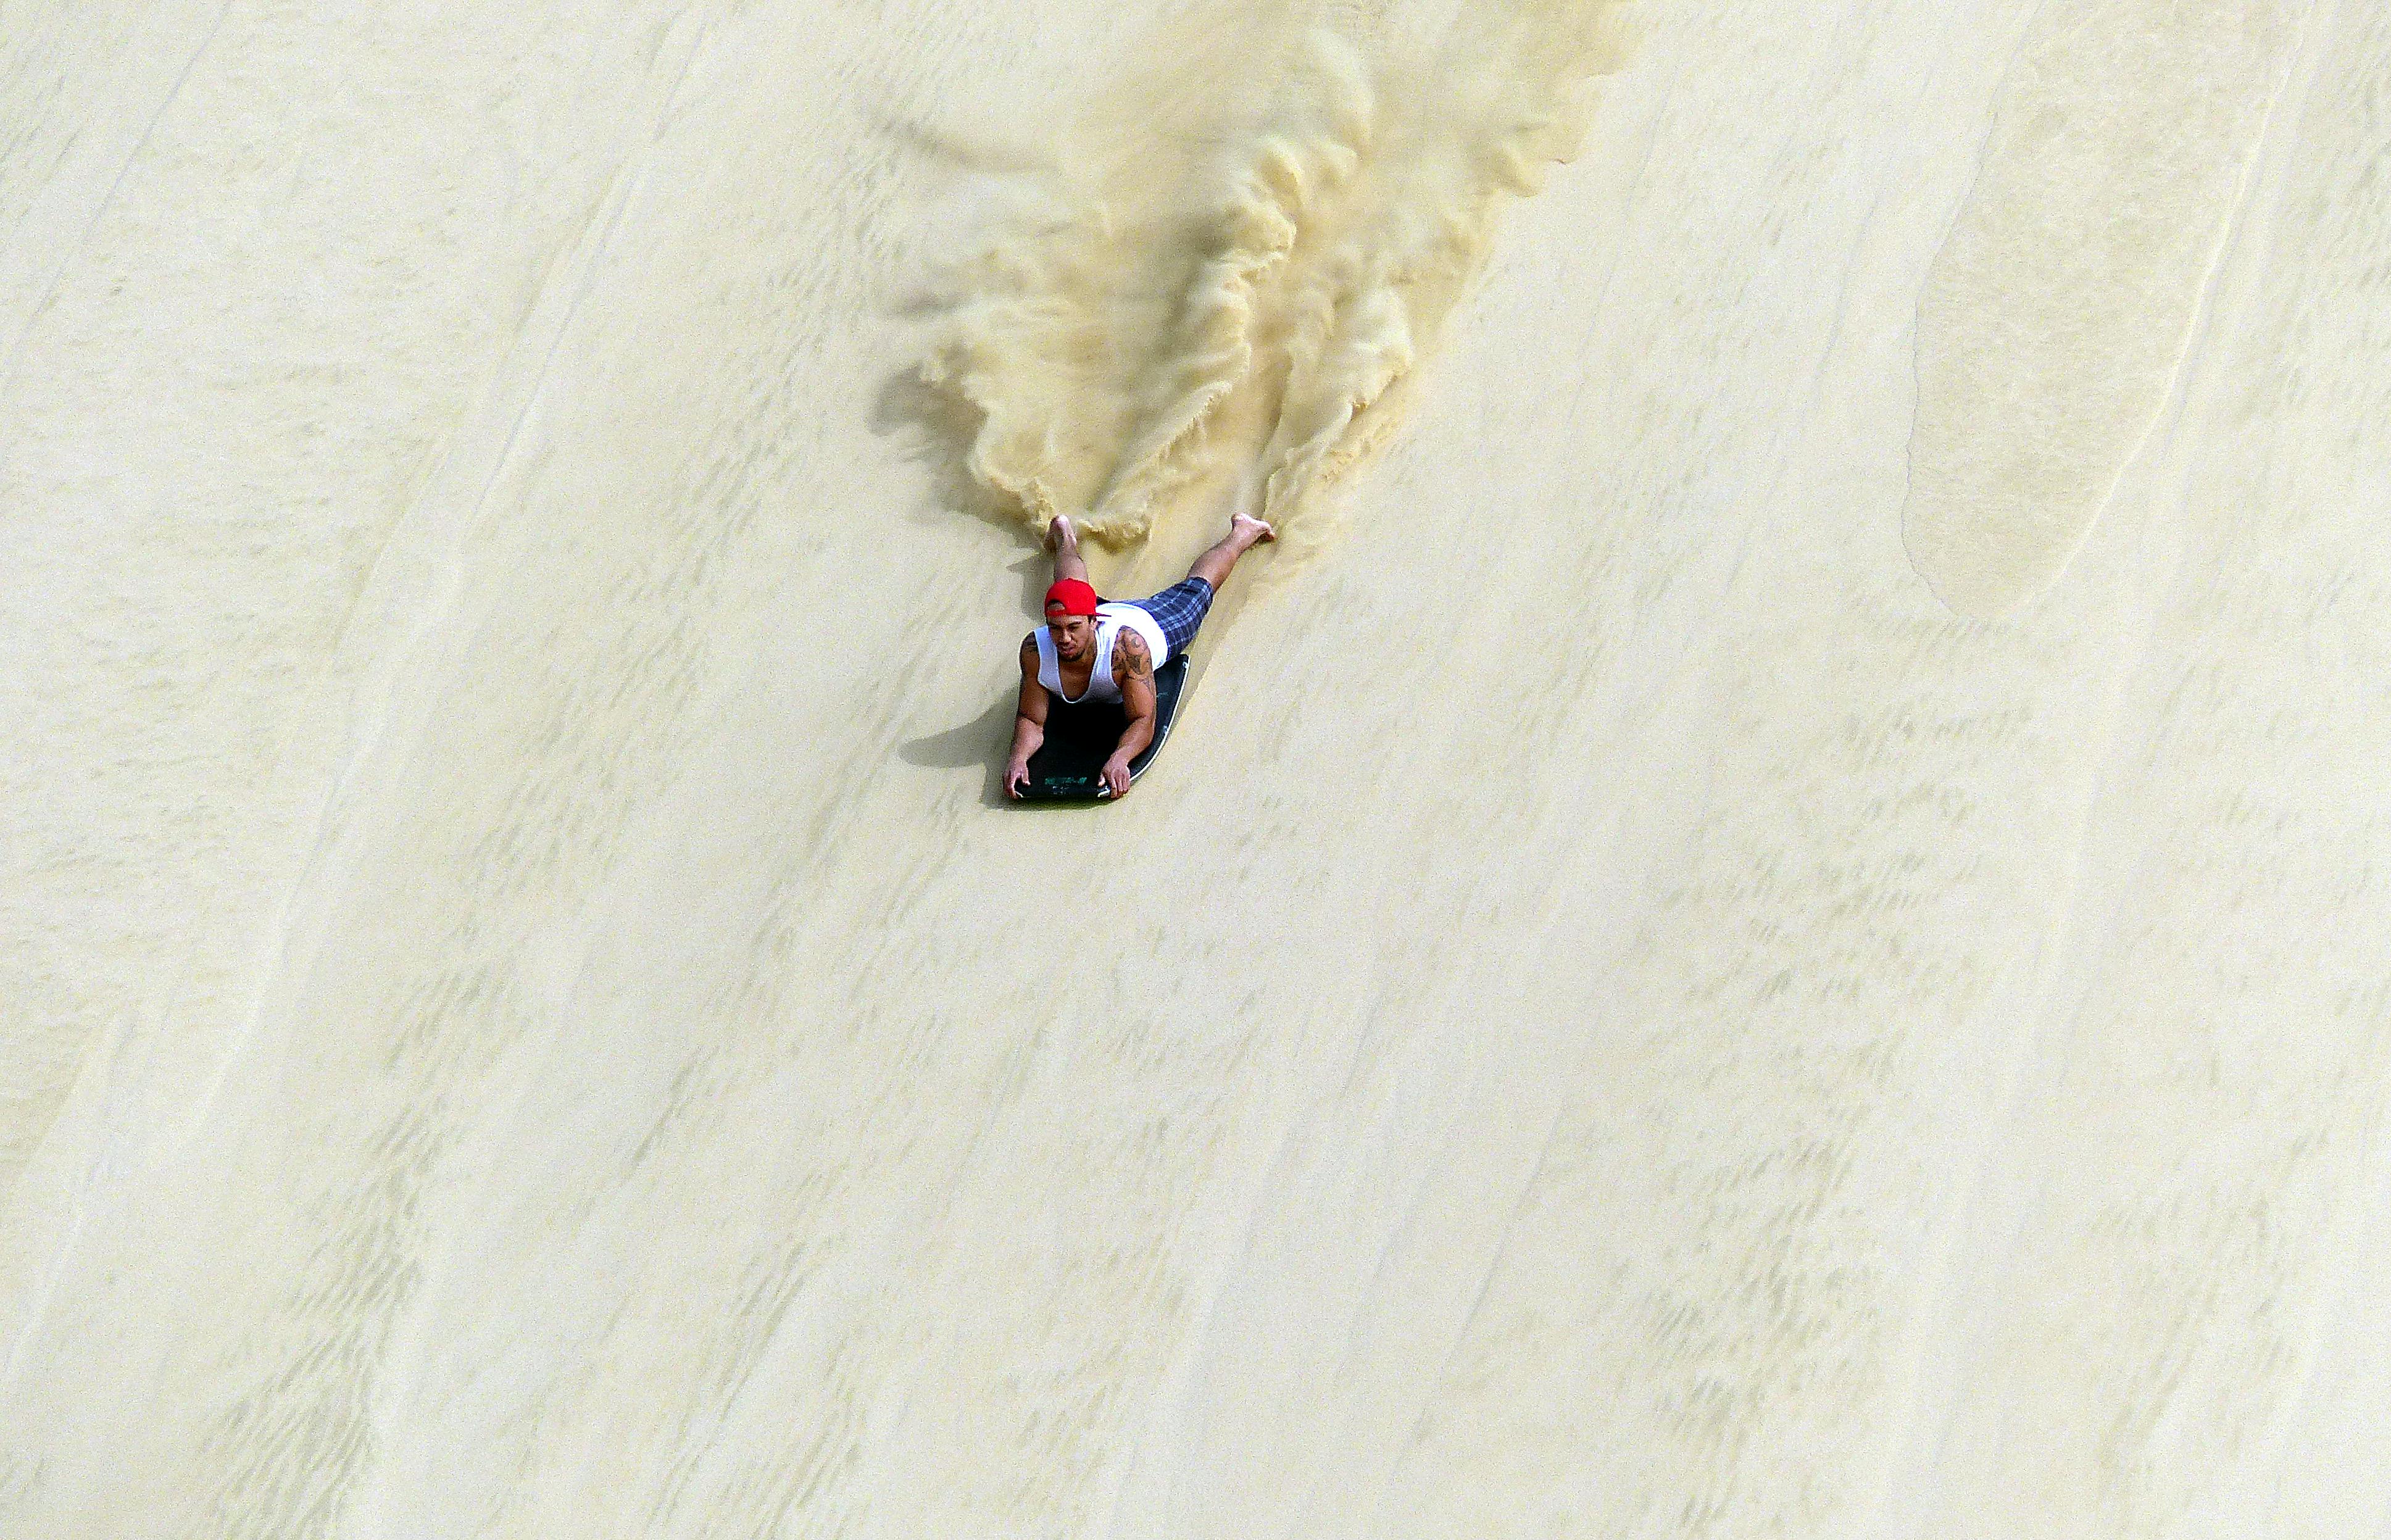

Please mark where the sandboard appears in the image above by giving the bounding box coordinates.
[1014,654,1190,803]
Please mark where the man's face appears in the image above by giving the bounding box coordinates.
[1047,612,1097,662]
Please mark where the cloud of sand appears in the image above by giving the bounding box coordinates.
[920,2,1633,546]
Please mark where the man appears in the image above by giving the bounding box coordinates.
[1005,511,1275,798]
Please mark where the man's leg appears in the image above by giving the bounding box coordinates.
[1046,516,1091,586]
[1187,514,1275,590]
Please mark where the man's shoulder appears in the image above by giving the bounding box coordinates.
[1112,623,1152,679]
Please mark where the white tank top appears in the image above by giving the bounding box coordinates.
[1031,604,1170,705]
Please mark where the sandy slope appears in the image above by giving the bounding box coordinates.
[4,1,2387,1536]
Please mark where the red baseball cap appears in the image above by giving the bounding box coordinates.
[1044,578,1099,618]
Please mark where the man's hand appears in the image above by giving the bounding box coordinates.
[1099,752,1133,799]
[1005,757,1034,799]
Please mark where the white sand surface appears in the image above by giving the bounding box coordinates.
[4,1,2387,1535]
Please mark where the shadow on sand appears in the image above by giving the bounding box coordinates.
[896,696,1018,809]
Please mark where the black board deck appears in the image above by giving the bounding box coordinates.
[1015,655,1190,803]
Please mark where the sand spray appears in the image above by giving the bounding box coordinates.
[920,1,1635,549]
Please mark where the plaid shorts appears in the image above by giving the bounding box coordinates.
[1117,577,1215,657]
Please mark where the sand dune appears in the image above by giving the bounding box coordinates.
[4,1,2387,1536]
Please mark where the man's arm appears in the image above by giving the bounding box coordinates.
[1005,635,1049,798]
[1102,628,1157,797]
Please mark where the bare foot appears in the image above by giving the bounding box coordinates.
[1230,513,1275,547]
[1044,515,1079,555]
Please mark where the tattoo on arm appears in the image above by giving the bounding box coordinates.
[1018,633,1050,724]
[1117,630,1152,685]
